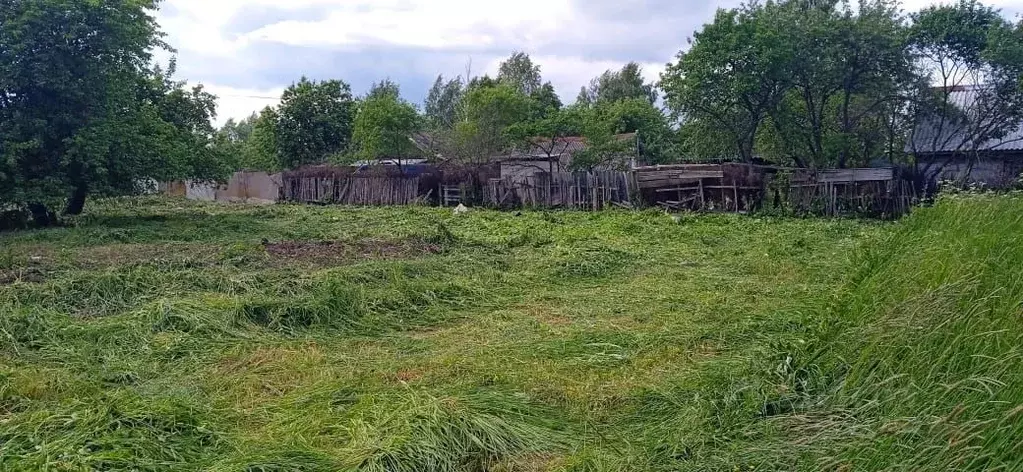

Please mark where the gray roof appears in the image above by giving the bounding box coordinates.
[909,86,1023,154]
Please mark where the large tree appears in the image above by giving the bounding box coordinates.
[497,52,543,96]
[275,77,356,169]
[661,6,790,163]
[351,92,423,168]
[0,0,227,222]
[908,0,1023,179]
[424,75,464,130]
[757,0,913,168]
[449,84,532,165]
[577,62,658,106]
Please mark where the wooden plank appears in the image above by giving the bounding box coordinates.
[635,171,724,181]
[655,186,701,193]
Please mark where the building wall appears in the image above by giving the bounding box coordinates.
[500,160,556,183]
[169,171,283,203]
[921,155,1023,188]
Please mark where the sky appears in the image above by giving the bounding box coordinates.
[154,0,1023,126]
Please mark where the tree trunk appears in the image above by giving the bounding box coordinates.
[27,203,56,227]
[64,184,88,216]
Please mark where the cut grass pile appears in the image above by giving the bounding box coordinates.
[1,195,1019,470]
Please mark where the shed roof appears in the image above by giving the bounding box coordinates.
[910,86,1023,154]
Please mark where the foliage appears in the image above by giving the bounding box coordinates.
[366,79,402,100]
[352,93,423,165]
[447,84,532,165]
[757,0,913,168]
[577,62,658,106]
[497,52,543,96]
[908,0,1023,178]
[664,0,1023,169]
[0,0,228,222]
[245,107,282,172]
[276,77,356,169]
[424,75,464,130]
[662,5,789,163]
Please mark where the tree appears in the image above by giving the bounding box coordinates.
[449,84,532,165]
[756,0,913,168]
[907,0,1023,180]
[352,93,423,169]
[275,77,356,169]
[242,107,281,172]
[424,75,464,129]
[571,99,674,170]
[505,106,586,170]
[529,82,563,121]
[0,0,228,222]
[578,62,658,105]
[497,52,543,96]
[366,79,401,100]
[662,6,790,163]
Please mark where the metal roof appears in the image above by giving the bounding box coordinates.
[909,86,1023,154]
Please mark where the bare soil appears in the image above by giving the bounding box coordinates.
[264,238,442,266]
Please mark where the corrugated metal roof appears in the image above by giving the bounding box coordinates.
[909,86,1023,153]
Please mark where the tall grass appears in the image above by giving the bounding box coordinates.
[779,195,1023,470]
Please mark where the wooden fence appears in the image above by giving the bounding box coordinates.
[282,175,422,205]
[786,169,915,217]
[260,163,917,218]
[634,163,915,218]
[484,171,632,210]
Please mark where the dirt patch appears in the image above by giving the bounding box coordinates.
[74,243,220,269]
[0,268,47,285]
[387,368,426,384]
[526,305,572,327]
[264,238,442,266]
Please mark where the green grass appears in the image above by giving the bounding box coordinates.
[1,195,1019,470]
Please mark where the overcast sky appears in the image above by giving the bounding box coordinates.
[154,0,1023,125]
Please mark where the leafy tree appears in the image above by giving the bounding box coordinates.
[0,0,228,222]
[242,107,281,172]
[366,79,401,100]
[757,0,913,168]
[449,84,532,165]
[275,77,356,169]
[505,106,586,169]
[528,82,563,121]
[595,99,676,164]
[662,6,790,163]
[219,113,258,144]
[497,52,543,96]
[352,93,423,168]
[424,75,464,129]
[578,62,658,105]
[908,0,1023,179]
[571,99,673,170]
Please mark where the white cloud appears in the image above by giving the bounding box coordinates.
[202,84,284,126]
[158,0,1022,125]
[158,0,575,56]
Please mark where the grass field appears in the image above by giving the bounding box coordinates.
[1,196,1019,471]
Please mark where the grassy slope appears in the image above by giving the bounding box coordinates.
[760,194,1023,471]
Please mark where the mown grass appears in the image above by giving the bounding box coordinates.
[2,195,1017,470]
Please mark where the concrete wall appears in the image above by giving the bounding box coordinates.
[167,172,282,204]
